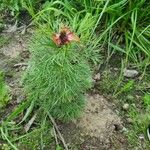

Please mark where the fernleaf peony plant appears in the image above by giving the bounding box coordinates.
[23,25,92,121]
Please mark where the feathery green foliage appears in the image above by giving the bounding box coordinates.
[23,25,92,121]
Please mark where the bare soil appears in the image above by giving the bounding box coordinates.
[60,94,128,150]
[0,32,29,121]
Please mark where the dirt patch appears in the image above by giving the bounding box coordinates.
[60,94,128,150]
[78,94,121,138]
[1,34,27,58]
[0,33,29,121]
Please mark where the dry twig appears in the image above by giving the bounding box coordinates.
[48,114,68,150]
[24,114,37,132]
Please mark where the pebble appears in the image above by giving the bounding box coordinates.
[139,134,145,141]
[122,127,128,132]
[123,103,129,111]
[123,69,138,78]
[93,73,100,81]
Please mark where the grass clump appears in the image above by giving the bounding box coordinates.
[0,0,38,17]
[18,127,53,150]
[0,36,10,48]
[23,25,92,121]
[127,96,150,149]
[0,71,10,108]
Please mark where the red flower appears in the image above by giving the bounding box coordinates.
[52,27,80,46]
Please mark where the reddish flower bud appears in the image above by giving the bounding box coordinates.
[52,27,79,46]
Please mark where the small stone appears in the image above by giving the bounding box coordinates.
[139,134,145,141]
[123,68,138,78]
[123,103,129,111]
[122,127,128,132]
[93,73,100,81]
